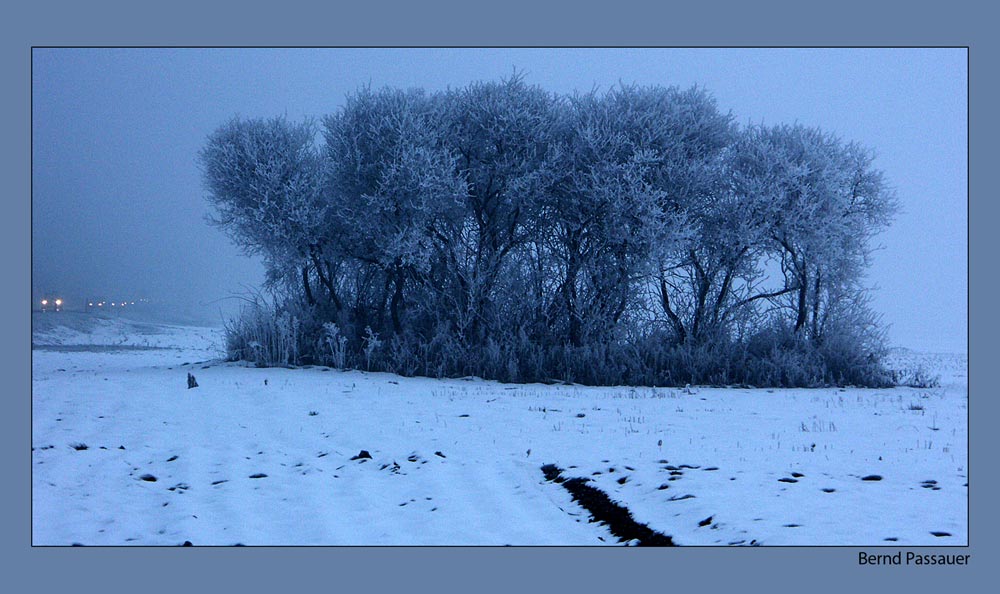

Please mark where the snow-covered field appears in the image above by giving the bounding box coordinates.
[31,312,968,546]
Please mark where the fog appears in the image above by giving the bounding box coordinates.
[31,48,967,351]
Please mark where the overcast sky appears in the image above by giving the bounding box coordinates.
[31,48,967,351]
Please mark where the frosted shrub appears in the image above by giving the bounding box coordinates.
[319,322,348,369]
[224,302,300,367]
[362,326,382,371]
[889,366,940,389]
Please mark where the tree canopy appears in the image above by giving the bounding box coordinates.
[201,76,897,387]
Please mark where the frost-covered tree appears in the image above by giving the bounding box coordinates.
[537,90,669,347]
[735,124,897,339]
[203,78,899,387]
[200,116,328,306]
[435,74,560,344]
[591,85,744,345]
[323,87,466,336]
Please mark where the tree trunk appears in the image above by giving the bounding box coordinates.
[563,232,583,347]
[390,267,404,336]
[711,266,735,327]
[794,263,808,333]
[660,276,687,344]
[310,251,342,310]
[711,248,746,327]
[811,272,822,339]
[563,264,581,347]
[690,251,710,342]
[302,266,315,306]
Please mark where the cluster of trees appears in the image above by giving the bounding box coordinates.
[201,75,897,387]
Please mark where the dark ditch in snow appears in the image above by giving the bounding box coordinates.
[541,464,675,546]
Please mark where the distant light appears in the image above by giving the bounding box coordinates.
[88,303,93,307]
[55,299,63,306]
[41,300,48,306]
